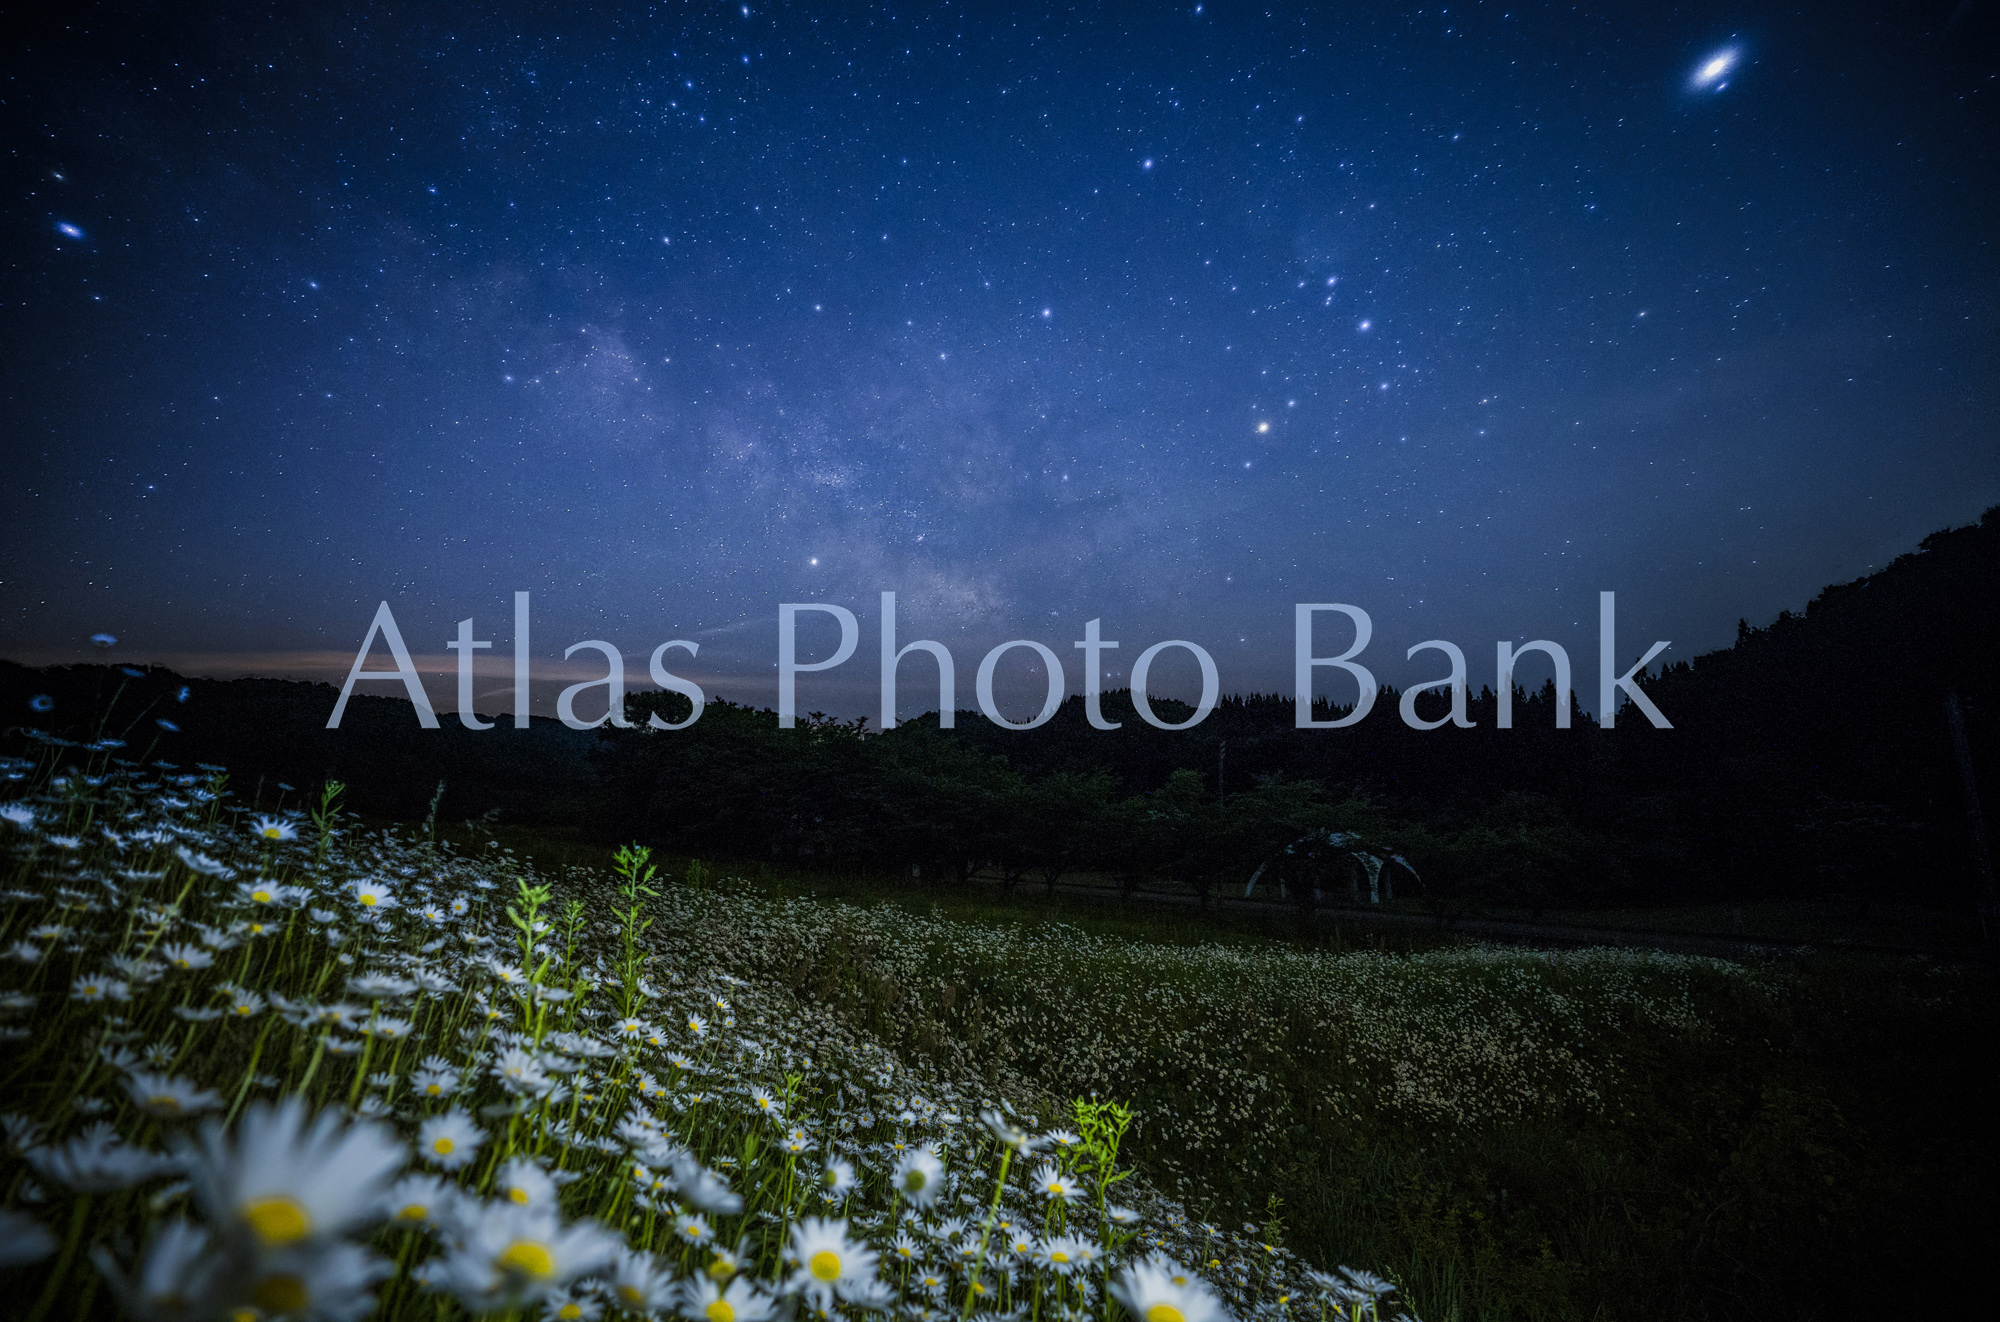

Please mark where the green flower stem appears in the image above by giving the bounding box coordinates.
[24,1194,92,1322]
[961,1145,1015,1320]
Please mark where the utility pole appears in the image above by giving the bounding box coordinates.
[1946,689,1997,945]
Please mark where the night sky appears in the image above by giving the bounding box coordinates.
[4,2,1996,721]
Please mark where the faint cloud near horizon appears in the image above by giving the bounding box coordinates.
[0,649,753,722]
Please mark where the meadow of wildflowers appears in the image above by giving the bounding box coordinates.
[0,751,1413,1322]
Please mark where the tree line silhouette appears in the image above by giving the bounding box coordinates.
[6,506,1996,917]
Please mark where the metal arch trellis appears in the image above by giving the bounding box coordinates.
[1244,829,1420,905]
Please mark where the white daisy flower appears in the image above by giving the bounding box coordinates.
[784,1217,878,1308]
[174,847,233,877]
[412,1066,459,1099]
[541,1287,603,1321]
[679,1274,778,1322]
[71,975,131,1003]
[239,1239,391,1321]
[123,1069,223,1120]
[493,1048,554,1098]
[348,878,398,911]
[429,1199,620,1310]
[1109,1255,1231,1322]
[90,1218,226,1317]
[250,816,299,843]
[178,1096,406,1251]
[892,1146,946,1209]
[819,1157,856,1198]
[671,1153,744,1215]
[1040,1234,1097,1275]
[1029,1160,1083,1203]
[27,1121,178,1192]
[160,942,214,971]
[608,1246,677,1311]
[497,1158,558,1209]
[384,1173,456,1227]
[418,1110,485,1172]
[234,876,292,908]
[979,1108,1049,1154]
[349,973,416,1000]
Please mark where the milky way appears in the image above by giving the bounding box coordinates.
[2,3,1994,715]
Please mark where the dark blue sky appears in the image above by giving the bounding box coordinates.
[4,2,1995,719]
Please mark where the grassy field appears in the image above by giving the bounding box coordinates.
[480,828,1999,1319]
[0,762,1406,1322]
[17,779,1982,1322]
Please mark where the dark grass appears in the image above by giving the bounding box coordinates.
[481,822,1999,1319]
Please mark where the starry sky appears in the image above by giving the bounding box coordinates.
[3,2,1996,720]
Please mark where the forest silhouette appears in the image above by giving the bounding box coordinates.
[7,506,1996,921]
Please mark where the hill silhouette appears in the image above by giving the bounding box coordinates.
[4,507,1996,915]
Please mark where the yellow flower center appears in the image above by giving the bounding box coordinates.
[252,890,272,902]
[495,1240,556,1279]
[809,1250,842,1282]
[359,894,377,906]
[432,1137,455,1155]
[1047,1182,1063,1194]
[618,1286,644,1305]
[263,828,281,840]
[148,1095,181,1114]
[252,1274,308,1314]
[558,1307,582,1321]
[1050,1251,1070,1264]
[903,1170,927,1191]
[708,1257,735,1280]
[509,1187,530,1205]
[243,1196,311,1246]
[1146,1308,1186,1322]
[705,1302,736,1322]
[425,1083,442,1095]
[398,1203,428,1221]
